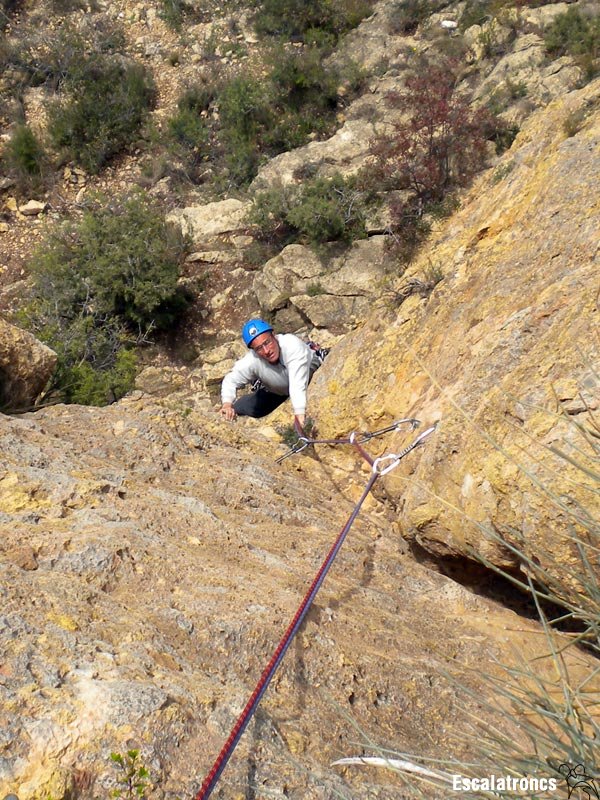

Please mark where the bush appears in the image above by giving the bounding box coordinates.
[246,183,295,243]
[544,8,600,80]
[214,65,338,187]
[389,0,433,35]
[248,173,368,246]
[268,43,339,111]
[253,0,372,44]
[166,45,357,190]
[48,58,155,173]
[458,0,514,31]
[262,44,345,151]
[277,416,317,447]
[3,123,47,191]
[210,76,271,186]
[169,107,209,152]
[167,106,210,180]
[5,22,125,94]
[65,348,138,406]
[218,76,272,144]
[287,174,367,244]
[158,0,185,29]
[23,192,191,404]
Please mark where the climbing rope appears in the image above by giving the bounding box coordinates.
[194,420,436,800]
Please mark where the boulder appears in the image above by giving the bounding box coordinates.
[250,119,378,191]
[320,236,388,296]
[291,293,370,331]
[0,319,57,411]
[167,198,251,242]
[195,339,246,385]
[253,245,323,311]
[19,200,48,216]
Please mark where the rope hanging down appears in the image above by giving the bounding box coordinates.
[194,420,437,800]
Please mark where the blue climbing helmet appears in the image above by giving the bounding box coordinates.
[242,318,273,348]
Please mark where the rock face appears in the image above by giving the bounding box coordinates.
[0,392,593,800]
[167,198,251,241]
[253,238,389,333]
[310,78,600,578]
[0,319,57,411]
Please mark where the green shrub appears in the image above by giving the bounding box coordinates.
[269,44,338,111]
[167,107,209,181]
[166,85,215,178]
[66,349,138,406]
[248,173,368,245]
[489,120,519,154]
[261,44,345,151]
[545,7,599,57]
[389,0,432,34]
[110,749,151,800]
[253,0,372,44]
[277,416,317,447]
[4,123,47,190]
[209,76,272,187]
[306,282,326,296]
[178,84,215,114]
[158,0,185,29]
[6,22,125,93]
[169,108,209,151]
[218,76,271,143]
[287,174,367,244]
[459,0,490,30]
[23,191,191,405]
[505,76,528,99]
[544,8,600,80]
[246,183,294,243]
[48,59,155,173]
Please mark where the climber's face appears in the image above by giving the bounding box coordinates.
[251,332,280,364]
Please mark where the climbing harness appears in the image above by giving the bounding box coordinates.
[194,419,436,800]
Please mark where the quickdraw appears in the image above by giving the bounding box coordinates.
[195,419,436,800]
[275,417,422,464]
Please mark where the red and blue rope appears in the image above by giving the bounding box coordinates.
[194,471,379,800]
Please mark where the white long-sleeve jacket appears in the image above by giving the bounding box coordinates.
[221,334,320,415]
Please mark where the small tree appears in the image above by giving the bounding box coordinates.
[374,61,492,203]
[370,59,494,261]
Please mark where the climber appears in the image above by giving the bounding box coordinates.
[220,319,328,430]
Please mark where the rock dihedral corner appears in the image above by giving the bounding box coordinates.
[309,77,600,576]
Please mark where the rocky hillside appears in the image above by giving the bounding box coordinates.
[1,0,600,797]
